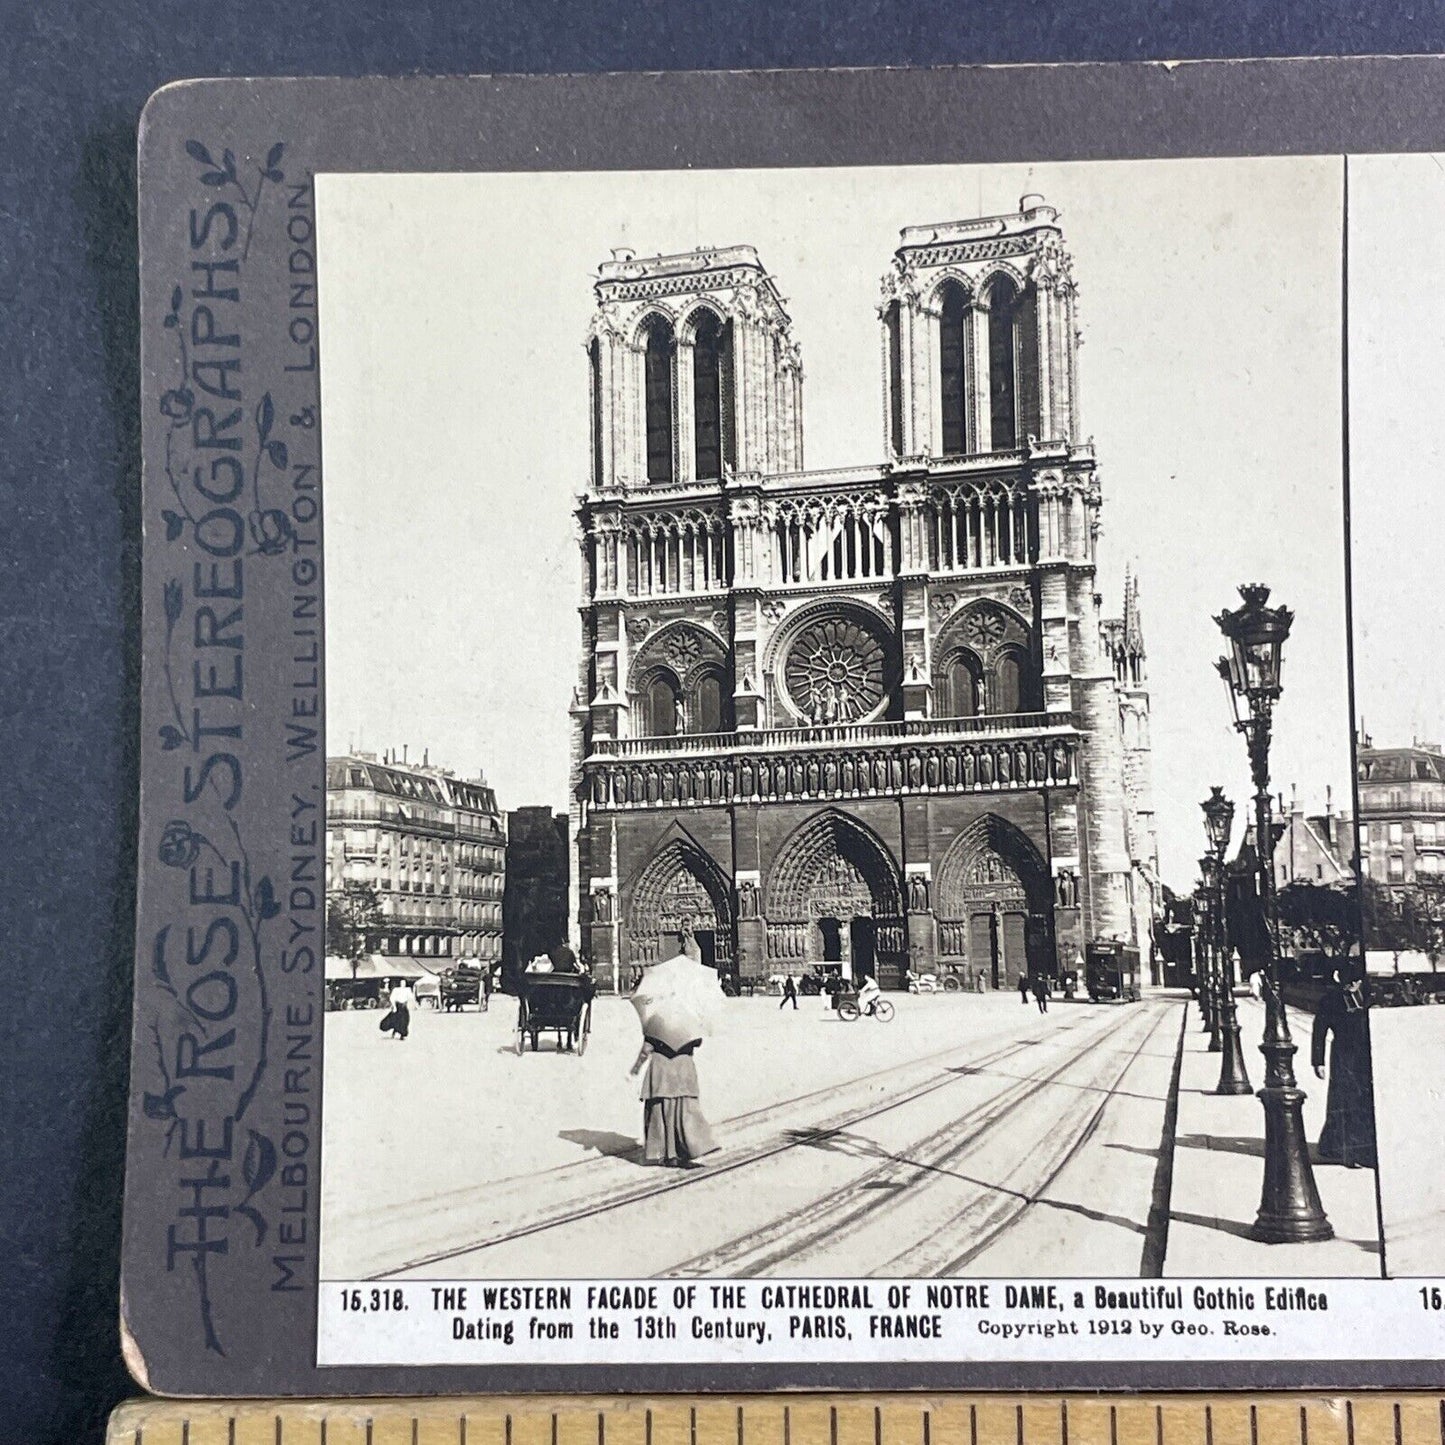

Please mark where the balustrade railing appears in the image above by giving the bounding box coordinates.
[593,712,1061,760]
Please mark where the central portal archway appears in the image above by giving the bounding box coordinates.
[765,810,906,987]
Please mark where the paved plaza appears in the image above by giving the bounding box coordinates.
[320,989,1387,1282]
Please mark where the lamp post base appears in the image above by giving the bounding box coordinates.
[1252,1083,1333,1243]
[1215,1021,1253,1095]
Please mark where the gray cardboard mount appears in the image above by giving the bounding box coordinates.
[126,59,1445,1398]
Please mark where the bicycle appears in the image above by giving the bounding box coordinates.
[836,992,895,1022]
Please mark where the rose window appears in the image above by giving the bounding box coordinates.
[784,615,889,724]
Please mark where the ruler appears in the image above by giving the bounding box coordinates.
[106,1396,1445,1445]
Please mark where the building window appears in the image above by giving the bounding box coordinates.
[1389,856,1406,881]
[692,311,732,480]
[986,276,1019,451]
[1422,854,1440,877]
[642,316,675,485]
[939,281,969,456]
[885,301,904,456]
[988,645,1038,715]
[642,671,682,737]
[938,650,983,719]
[1422,822,1437,846]
[1389,822,1403,844]
[693,670,725,734]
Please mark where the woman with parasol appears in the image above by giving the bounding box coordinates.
[628,938,722,1167]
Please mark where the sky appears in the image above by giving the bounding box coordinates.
[1347,154,1445,752]
[316,156,1352,890]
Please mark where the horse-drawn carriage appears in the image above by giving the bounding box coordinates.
[514,970,595,1054]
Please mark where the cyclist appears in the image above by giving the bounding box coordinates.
[856,973,882,1017]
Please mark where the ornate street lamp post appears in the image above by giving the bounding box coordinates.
[1202,786,1252,1095]
[1196,856,1222,1051]
[1216,585,1332,1242]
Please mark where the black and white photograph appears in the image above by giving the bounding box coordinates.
[1347,152,1445,1279]
[311,153,1394,1342]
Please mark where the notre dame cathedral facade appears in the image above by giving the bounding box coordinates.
[570,196,1159,990]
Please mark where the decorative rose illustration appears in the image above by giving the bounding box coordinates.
[158,820,202,869]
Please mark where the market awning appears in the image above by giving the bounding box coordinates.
[323,953,430,982]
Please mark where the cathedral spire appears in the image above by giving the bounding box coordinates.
[1123,565,1145,657]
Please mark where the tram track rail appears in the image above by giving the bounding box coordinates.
[367,1013,1106,1281]
[668,1000,1166,1278]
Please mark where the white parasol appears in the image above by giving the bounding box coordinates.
[629,951,726,1051]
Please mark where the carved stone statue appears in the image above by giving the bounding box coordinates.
[737,880,758,920]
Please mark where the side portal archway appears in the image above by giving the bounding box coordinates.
[936,814,1055,987]
[626,837,734,977]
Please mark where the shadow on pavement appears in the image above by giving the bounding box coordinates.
[559,1129,644,1162]
[1176,1132,1264,1158]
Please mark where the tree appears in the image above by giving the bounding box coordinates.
[327,880,384,971]
[1361,880,1445,969]
[1276,881,1362,977]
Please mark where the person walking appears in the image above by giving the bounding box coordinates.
[780,974,798,1010]
[381,979,414,1041]
[630,1036,718,1167]
[1311,964,1377,1168]
[1032,973,1050,1014]
[1018,972,1031,1006]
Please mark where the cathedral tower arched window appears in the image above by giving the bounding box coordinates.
[692,311,733,480]
[885,301,904,456]
[939,281,969,456]
[642,316,675,485]
[985,276,1018,451]
[589,337,603,490]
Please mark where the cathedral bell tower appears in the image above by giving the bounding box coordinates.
[879,194,1080,461]
[585,244,803,494]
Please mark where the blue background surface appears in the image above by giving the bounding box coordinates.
[5,3,1445,1441]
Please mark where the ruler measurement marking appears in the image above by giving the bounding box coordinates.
[1155,1404,1163,1445]
[1346,1401,1355,1445]
[923,1408,932,1445]
[970,1403,978,1445]
[1300,1406,1308,1445]
[1397,1404,1405,1445]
